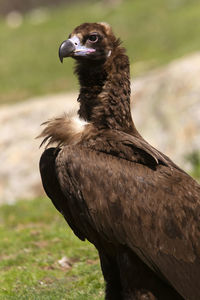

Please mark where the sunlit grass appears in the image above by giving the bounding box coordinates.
[0,0,200,104]
[0,198,104,299]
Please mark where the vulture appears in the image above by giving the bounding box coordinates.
[39,22,200,300]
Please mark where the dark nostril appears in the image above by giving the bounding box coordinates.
[75,42,78,45]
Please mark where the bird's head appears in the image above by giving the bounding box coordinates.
[59,22,120,63]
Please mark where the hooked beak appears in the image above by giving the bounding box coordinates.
[59,40,75,63]
[59,36,96,63]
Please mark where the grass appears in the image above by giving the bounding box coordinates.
[0,198,104,299]
[0,0,200,104]
[1,182,200,299]
[186,151,200,180]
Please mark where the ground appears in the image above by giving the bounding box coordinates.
[0,198,104,299]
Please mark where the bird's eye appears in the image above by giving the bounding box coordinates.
[88,34,98,43]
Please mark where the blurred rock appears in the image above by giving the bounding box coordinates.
[0,53,199,204]
[28,8,49,25]
[58,256,72,269]
[131,52,200,169]
[6,11,23,28]
[0,93,78,204]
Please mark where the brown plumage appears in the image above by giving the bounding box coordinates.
[39,22,200,300]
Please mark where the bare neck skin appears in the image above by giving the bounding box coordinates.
[75,47,137,135]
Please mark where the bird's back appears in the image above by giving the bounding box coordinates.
[42,143,200,300]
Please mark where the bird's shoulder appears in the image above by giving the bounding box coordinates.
[78,127,176,169]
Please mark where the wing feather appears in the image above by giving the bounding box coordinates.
[81,129,182,170]
[39,147,85,240]
[55,145,200,300]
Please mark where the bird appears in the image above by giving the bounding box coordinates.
[39,22,200,300]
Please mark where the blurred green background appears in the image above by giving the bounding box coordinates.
[0,0,200,104]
